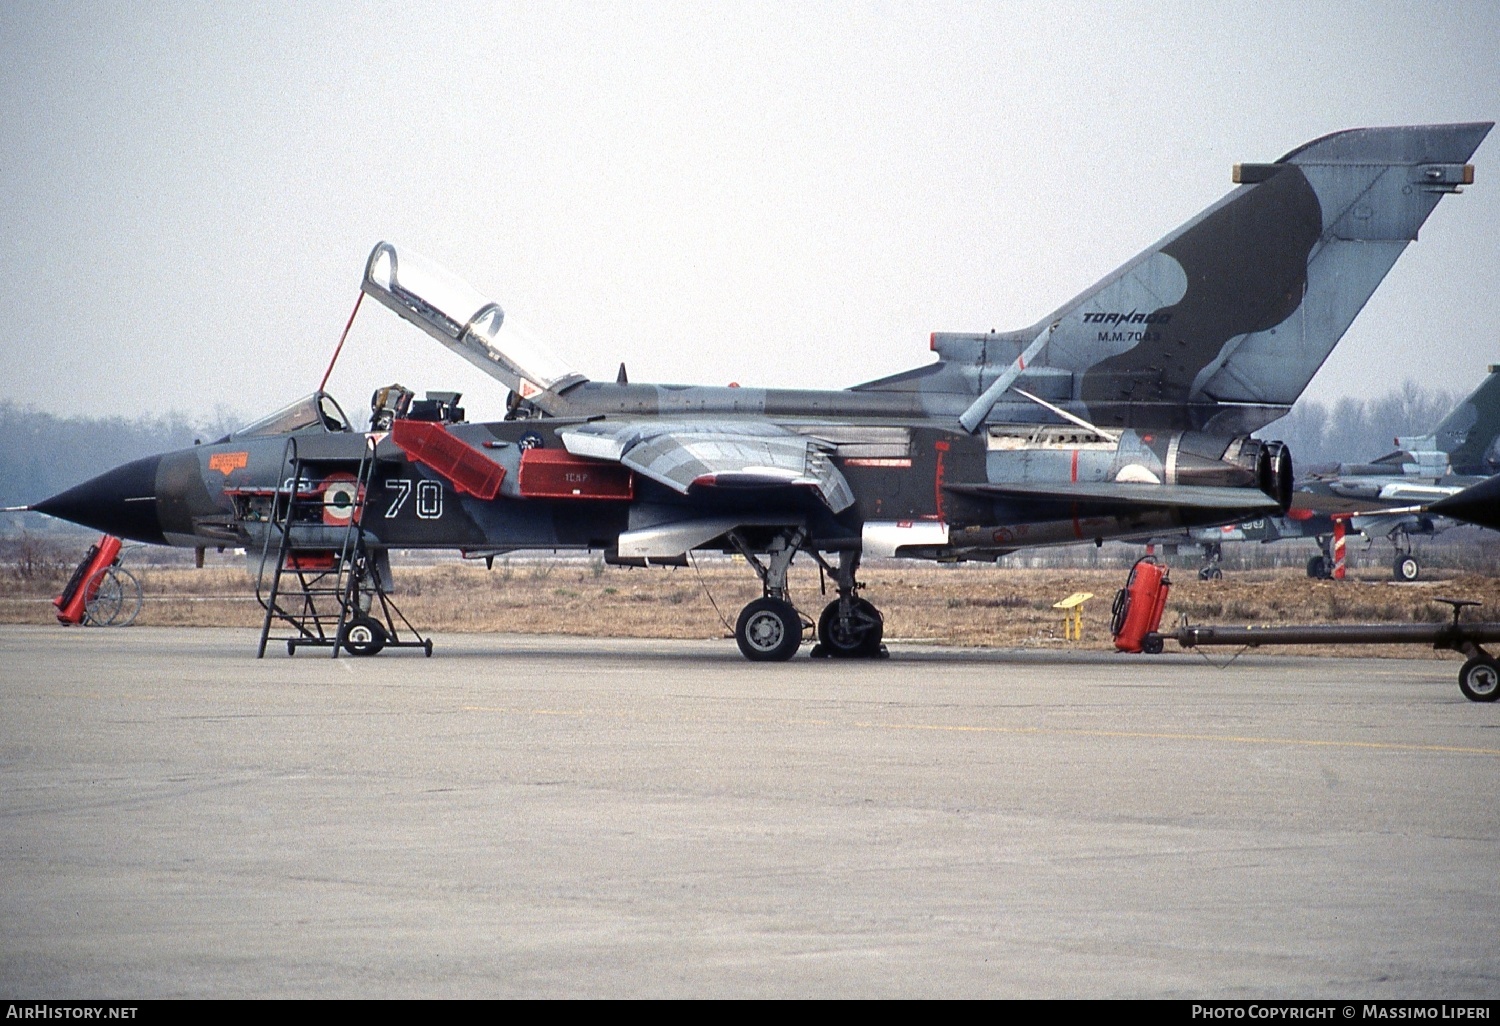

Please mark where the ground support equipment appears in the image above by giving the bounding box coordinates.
[1145,598,1500,703]
[54,534,144,627]
[250,436,431,658]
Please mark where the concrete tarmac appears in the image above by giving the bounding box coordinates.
[1,625,1497,999]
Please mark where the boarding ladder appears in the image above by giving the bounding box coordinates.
[253,435,431,658]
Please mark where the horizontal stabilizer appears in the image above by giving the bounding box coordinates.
[946,481,1280,513]
[1286,491,1417,516]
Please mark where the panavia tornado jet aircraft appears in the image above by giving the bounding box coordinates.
[30,123,1492,660]
[1153,364,1500,582]
[1291,364,1500,580]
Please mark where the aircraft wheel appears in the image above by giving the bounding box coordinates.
[1393,555,1420,582]
[816,598,885,658]
[1306,556,1330,579]
[1197,566,1222,581]
[1458,656,1500,702]
[340,615,388,657]
[736,598,802,662]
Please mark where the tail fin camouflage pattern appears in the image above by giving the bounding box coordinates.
[1399,365,1500,475]
[859,123,1492,434]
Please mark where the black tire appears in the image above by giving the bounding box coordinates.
[340,615,388,656]
[1306,555,1329,579]
[1142,635,1164,655]
[1393,555,1420,582]
[1197,566,1222,581]
[816,599,885,658]
[735,598,802,662]
[1109,587,1130,638]
[1458,656,1500,702]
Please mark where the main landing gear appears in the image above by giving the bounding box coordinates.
[727,529,887,662]
[1307,533,1345,580]
[812,550,886,660]
[736,598,802,662]
[1306,551,1333,580]
[1196,541,1224,581]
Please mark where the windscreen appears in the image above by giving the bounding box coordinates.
[232,393,350,438]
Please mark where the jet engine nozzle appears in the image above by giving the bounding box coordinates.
[1256,440,1294,511]
[1221,437,1293,512]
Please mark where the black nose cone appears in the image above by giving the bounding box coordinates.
[33,455,166,544]
[1431,475,1500,533]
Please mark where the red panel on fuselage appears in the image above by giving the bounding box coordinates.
[390,420,506,500]
[518,448,634,500]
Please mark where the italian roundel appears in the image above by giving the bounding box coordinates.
[320,473,364,525]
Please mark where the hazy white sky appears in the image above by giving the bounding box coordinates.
[2,1,1497,426]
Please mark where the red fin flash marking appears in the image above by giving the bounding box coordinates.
[933,441,948,519]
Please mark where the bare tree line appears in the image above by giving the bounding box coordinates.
[1259,380,1459,470]
[0,401,243,514]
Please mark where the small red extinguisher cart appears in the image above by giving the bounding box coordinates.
[1111,556,1171,654]
[54,534,142,626]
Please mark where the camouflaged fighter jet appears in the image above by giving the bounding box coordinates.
[1290,364,1500,580]
[1153,365,1500,582]
[28,123,1492,660]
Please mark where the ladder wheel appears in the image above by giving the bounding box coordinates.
[340,616,388,657]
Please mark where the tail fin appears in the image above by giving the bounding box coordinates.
[1398,365,1500,474]
[1068,123,1492,428]
[864,124,1491,434]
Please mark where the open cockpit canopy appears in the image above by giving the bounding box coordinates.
[361,242,584,413]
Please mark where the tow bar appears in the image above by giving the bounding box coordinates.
[1109,558,1500,702]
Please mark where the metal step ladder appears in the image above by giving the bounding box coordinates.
[254,436,431,658]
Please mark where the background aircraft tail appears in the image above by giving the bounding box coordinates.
[860,123,1492,433]
[1398,365,1500,474]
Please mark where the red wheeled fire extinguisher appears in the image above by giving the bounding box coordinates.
[53,534,141,626]
[1111,556,1171,654]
